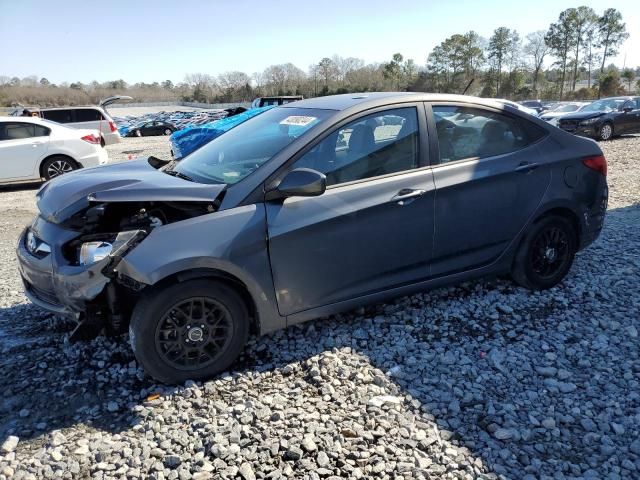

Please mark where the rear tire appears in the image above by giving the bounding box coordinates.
[42,156,77,181]
[135,129,142,137]
[511,215,577,290]
[164,128,172,135]
[129,279,250,384]
[598,122,613,141]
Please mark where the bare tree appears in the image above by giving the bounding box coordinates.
[524,31,549,95]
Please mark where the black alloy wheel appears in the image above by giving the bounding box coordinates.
[129,279,250,383]
[154,297,233,371]
[512,215,577,290]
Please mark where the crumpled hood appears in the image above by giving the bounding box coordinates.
[559,111,605,121]
[37,158,226,224]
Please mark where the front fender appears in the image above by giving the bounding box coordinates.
[116,204,284,334]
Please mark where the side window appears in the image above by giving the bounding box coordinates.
[42,109,73,123]
[432,105,546,163]
[75,109,104,122]
[34,125,50,137]
[0,122,36,140]
[293,107,419,186]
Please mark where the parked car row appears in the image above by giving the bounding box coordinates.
[515,96,640,141]
[16,92,608,383]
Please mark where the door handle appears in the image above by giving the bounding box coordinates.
[515,162,540,173]
[391,188,426,204]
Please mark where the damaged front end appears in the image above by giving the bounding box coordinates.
[17,157,227,341]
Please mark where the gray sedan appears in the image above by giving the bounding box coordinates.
[17,93,608,383]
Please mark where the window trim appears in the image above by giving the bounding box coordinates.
[263,102,429,192]
[425,101,549,167]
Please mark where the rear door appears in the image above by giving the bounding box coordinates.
[0,122,50,179]
[427,103,550,276]
[266,105,435,316]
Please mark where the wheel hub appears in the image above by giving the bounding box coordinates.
[544,247,557,262]
[187,326,204,342]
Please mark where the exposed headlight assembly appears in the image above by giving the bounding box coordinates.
[79,241,113,266]
[580,117,600,125]
[76,230,146,267]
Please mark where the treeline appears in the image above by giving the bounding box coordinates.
[1,6,638,108]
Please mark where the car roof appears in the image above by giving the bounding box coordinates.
[0,115,50,124]
[283,92,517,112]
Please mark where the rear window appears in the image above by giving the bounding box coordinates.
[42,109,73,123]
[75,109,105,122]
[433,105,547,163]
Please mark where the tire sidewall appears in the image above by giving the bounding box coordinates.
[513,216,577,290]
[130,279,250,384]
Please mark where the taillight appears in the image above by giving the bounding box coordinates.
[81,134,100,145]
[109,121,117,133]
[582,155,607,176]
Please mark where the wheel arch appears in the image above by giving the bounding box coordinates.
[143,267,262,335]
[531,205,581,245]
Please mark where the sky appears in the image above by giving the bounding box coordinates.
[1,0,638,84]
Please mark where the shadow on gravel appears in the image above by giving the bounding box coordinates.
[1,204,639,478]
[0,182,41,193]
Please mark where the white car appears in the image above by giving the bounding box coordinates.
[539,102,590,126]
[0,116,109,184]
[34,96,131,146]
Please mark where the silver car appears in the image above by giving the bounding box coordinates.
[17,93,608,383]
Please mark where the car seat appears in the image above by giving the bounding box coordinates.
[478,121,512,157]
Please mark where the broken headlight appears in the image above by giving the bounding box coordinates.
[79,241,113,266]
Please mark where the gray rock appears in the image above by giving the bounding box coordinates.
[1,436,19,453]
[238,463,256,480]
[316,451,330,468]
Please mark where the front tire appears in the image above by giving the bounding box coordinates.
[129,279,250,384]
[512,215,577,290]
[135,129,142,137]
[42,156,77,181]
[598,122,613,141]
[164,128,172,135]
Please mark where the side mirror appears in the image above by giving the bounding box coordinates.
[266,168,326,201]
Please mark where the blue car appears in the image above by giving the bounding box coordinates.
[169,106,274,159]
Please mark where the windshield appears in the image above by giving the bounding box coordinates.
[582,99,624,113]
[174,107,331,184]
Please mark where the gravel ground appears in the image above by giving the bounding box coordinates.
[0,135,639,480]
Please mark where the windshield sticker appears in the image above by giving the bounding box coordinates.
[280,116,317,127]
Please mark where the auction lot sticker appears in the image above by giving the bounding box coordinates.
[280,116,317,126]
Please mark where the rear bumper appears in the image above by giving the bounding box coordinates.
[578,183,608,250]
[103,132,121,145]
[78,148,109,168]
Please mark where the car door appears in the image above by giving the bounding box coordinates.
[0,122,50,180]
[617,100,640,134]
[265,105,435,317]
[428,103,551,277]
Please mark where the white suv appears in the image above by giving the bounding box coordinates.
[0,116,109,184]
[38,96,131,146]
